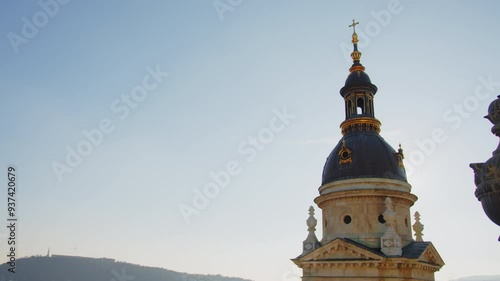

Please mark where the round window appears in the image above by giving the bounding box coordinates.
[341,151,350,159]
[378,214,386,224]
[343,215,352,224]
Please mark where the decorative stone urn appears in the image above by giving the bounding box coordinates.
[470,95,500,241]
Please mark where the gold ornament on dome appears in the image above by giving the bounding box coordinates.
[338,139,352,165]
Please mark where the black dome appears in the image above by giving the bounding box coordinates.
[346,70,372,85]
[322,132,407,185]
[340,71,378,97]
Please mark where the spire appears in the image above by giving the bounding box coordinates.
[348,19,365,73]
[413,211,424,242]
[302,206,321,255]
[339,19,380,134]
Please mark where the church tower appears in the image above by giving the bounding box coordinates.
[292,21,444,280]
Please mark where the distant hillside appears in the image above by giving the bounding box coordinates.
[0,255,253,281]
[450,276,500,281]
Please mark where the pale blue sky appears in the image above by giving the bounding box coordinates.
[1,1,499,281]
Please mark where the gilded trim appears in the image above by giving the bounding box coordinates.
[340,117,381,135]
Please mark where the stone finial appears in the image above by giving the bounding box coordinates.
[380,197,402,256]
[383,197,396,226]
[413,211,424,242]
[307,206,317,230]
[302,206,321,255]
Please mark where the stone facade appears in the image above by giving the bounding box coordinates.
[294,238,443,281]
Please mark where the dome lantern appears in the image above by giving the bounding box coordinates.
[322,20,406,185]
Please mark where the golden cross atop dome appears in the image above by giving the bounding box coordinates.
[347,18,363,71]
[349,19,359,34]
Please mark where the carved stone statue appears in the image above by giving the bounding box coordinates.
[470,95,500,241]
